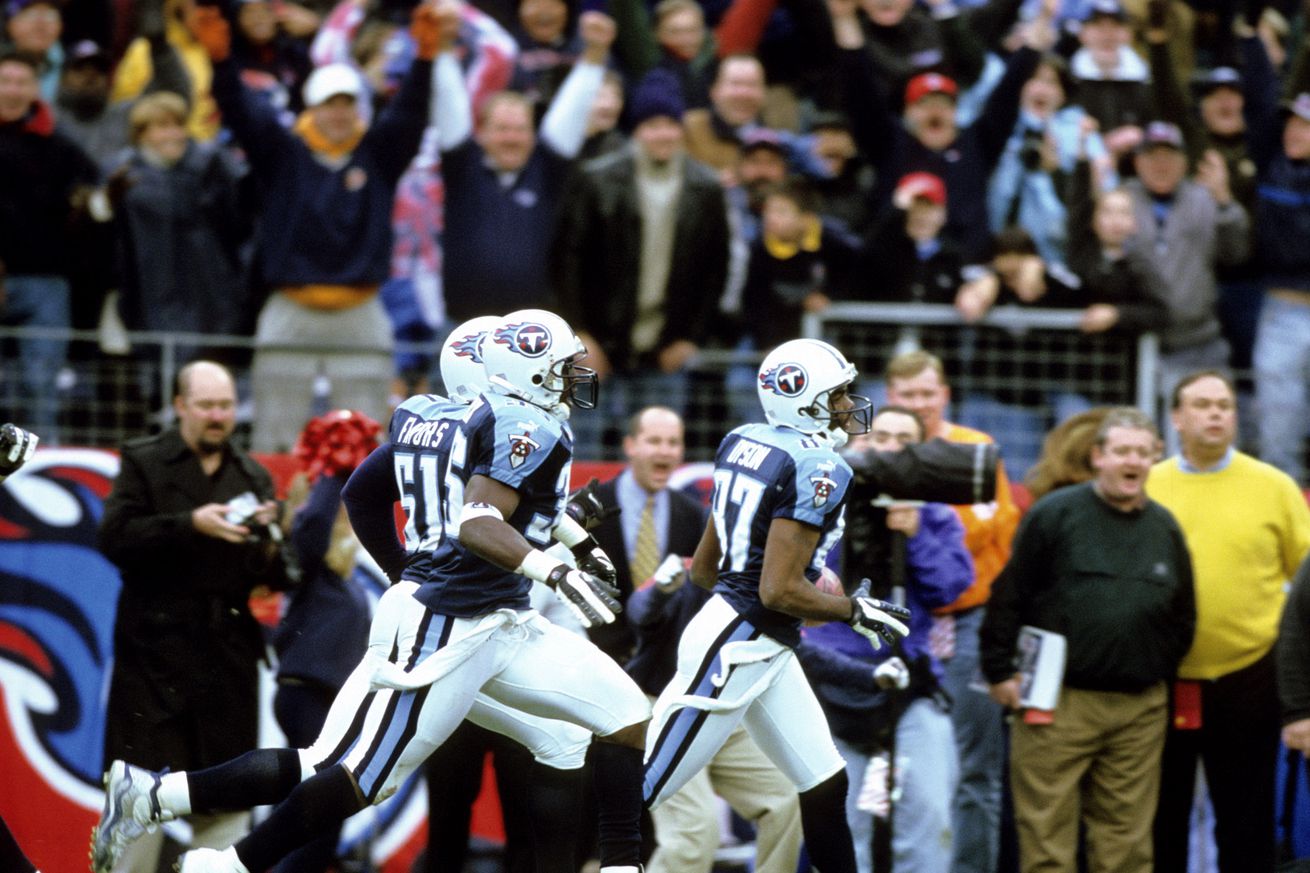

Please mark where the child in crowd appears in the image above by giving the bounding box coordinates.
[740,176,858,348]
[863,171,967,307]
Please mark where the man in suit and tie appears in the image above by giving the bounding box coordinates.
[588,405,706,665]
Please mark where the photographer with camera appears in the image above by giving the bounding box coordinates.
[797,406,973,873]
[96,360,295,872]
[987,53,1114,269]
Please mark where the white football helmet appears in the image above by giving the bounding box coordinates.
[757,338,872,447]
[482,309,597,419]
[439,315,500,404]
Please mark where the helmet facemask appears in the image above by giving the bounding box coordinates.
[543,354,598,412]
[803,383,873,448]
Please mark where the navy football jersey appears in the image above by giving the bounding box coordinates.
[710,423,853,647]
[414,392,573,617]
[389,393,474,576]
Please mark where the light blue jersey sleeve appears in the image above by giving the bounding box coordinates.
[776,445,854,530]
[472,395,569,492]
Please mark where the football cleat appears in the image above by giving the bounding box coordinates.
[174,846,251,873]
[90,760,172,872]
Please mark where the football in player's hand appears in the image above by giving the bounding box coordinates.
[815,566,843,597]
[802,567,844,628]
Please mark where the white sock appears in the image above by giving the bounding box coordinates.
[158,772,192,817]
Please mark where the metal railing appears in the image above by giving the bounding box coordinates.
[1,312,1160,473]
[802,303,1162,477]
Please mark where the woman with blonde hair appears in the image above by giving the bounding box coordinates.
[1023,407,1113,501]
[110,90,251,363]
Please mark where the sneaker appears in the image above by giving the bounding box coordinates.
[174,847,250,873]
[89,760,170,872]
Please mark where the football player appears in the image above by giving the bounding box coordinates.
[0,423,38,482]
[92,312,652,873]
[642,338,911,873]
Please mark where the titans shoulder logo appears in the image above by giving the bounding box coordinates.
[810,474,838,508]
[810,459,839,508]
[493,322,552,358]
[759,363,808,397]
[507,432,542,469]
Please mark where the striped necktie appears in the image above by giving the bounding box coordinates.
[631,494,660,584]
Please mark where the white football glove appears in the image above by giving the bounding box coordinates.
[546,564,621,628]
[873,656,911,690]
[848,579,911,651]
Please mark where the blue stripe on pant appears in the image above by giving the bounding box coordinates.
[351,614,453,801]
[643,615,758,804]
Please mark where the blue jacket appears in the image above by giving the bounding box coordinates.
[798,502,971,745]
[274,474,372,691]
[210,57,430,287]
[1244,36,1310,292]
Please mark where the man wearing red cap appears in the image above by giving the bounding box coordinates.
[830,0,1052,264]
[861,171,977,312]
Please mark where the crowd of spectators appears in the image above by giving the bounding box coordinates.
[3,0,1310,479]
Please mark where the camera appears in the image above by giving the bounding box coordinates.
[1019,127,1045,172]
[839,439,998,599]
[224,491,264,526]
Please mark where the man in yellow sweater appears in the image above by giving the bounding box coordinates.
[1147,369,1310,873]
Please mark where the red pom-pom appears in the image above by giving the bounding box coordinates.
[293,409,382,481]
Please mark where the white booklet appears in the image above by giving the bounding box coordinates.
[1016,626,1067,711]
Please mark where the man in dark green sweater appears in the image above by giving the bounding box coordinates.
[979,406,1195,873]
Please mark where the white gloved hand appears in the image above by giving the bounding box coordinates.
[572,538,618,587]
[651,554,688,592]
[873,656,911,690]
[546,564,620,628]
[848,579,911,651]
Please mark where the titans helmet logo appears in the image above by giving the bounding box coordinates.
[493,323,552,358]
[449,331,486,363]
[759,363,808,398]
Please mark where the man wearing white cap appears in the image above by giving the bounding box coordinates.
[188,1,445,452]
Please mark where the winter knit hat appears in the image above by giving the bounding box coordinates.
[628,69,686,127]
